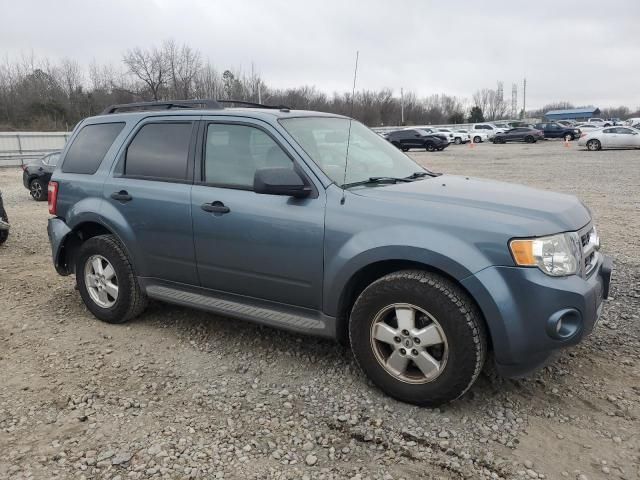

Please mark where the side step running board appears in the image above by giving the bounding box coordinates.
[143,282,335,338]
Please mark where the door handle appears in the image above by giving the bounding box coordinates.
[201,201,230,214]
[111,190,132,202]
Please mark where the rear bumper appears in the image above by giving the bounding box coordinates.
[462,254,612,377]
[47,217,72,275]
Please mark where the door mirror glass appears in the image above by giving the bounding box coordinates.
[254,167,311,198]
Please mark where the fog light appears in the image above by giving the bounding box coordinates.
[547,308,581,340]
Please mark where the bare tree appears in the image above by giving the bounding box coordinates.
[164,40,201,99]
[123,46,168,100]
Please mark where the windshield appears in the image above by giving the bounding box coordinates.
[279,117,428,187]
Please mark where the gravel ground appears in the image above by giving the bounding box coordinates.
[0,140,638,480]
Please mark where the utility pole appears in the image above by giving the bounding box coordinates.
[522,78,527,118]
[400,88,404,125]
[511,83,518,119]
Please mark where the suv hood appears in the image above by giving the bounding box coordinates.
[351,174,590,236]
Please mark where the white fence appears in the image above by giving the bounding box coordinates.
[0,132,71,167]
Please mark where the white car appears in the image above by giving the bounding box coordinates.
[578,126,640,151]
[456,129,489,143]
[587,118,613,127]
[625,117,640,126]
[437,128,469,144]
[470,123,506,139]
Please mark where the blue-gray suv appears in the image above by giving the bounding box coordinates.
[47,99,613,406]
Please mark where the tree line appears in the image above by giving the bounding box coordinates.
[0,40,637,131]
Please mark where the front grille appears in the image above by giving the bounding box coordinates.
[580,227,598,277]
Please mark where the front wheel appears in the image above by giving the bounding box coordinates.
[587,139,601,151]
[76,234,148,324]
[473,136,481,143]
[349,270,487,406]
[454,137,462,145]
[524,135,535,143]
[425,143,436,152]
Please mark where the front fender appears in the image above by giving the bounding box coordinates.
[323,224,493,316]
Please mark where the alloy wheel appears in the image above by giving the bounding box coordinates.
[370,303,448,384]
[30,181,43,200]
[84,254,119,308]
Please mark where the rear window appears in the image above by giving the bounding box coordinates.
[62,123,125,174]
[125,122,193,181]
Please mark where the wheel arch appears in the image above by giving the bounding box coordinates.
[333,259,491,350]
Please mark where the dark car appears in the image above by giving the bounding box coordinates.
[493,127,544,144]
[0,190,9,245]
[22,151,60,201]
[386,129,448,152]
[534,122,582,141]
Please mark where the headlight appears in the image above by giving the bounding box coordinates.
[509,232,581,276]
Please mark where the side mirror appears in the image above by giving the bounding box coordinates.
[254,167,312,198]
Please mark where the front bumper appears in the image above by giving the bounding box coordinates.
[462,253,612,377]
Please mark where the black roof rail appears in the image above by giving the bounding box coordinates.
[101,99,223,115]
[217,99,291,111]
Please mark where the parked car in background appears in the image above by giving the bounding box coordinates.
[471,123,505,139]
[624,117,640,126]
[587,118,612,127]
[437,128,469,144]
[415,127,450,143]
[578,126,640,151]
[0,190,9,245]
[492,127,544,144]
[456,129,488,143]
[387,129,449,151]
[575,124,602,132]
[534,122,582,141]
[22,151,61,201]
[556,120,577,127]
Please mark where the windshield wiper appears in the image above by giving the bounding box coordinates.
[343,176,414,188]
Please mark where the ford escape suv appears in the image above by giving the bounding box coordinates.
[47,99,613,406]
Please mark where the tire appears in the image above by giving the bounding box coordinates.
[564,133,574,141]
[587,139,601,151]
[0,203,8,246]
[425,143,436,152]
[349,270,487,406]
[454,137,462,145]
[75,234,148,324]
[473,136,481,143]
[29,178,47,201]
[524,135,534,143]
[401,146,409,152]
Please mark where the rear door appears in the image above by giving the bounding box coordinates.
[613,127,640,147]
[102,116,199,285]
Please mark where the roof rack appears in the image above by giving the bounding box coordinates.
[217,99,291,111]
[101,99,223,115]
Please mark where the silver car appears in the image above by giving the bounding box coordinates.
[578,126,640,151]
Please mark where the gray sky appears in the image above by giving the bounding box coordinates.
[2,0,639,109]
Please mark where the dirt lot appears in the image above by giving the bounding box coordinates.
[1,140,638,480]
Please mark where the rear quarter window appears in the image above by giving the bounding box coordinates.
[61,123,125,174]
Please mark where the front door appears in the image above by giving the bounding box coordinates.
[103,118,199,285]
[601,127,618,148]
[191,119,325,309]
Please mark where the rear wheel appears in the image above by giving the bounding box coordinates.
[454,137,462,145]
[473,136,481,143]
[349,270,487,406]
[524,135,535,143]
[29,178,47,201]
[587,139,601,151]
[425,143,436,152]
[76,235,147,324]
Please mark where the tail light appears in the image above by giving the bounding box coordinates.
[48,181,58,215]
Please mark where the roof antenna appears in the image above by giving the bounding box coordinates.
[341,51,359,205]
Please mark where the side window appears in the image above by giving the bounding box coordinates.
[204,124,291,189]
[617,128,632,134]
[603,128,615,134]
[125,123,193,181]
[62,123,125,174]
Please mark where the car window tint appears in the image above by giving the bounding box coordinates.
[603,128,615,134]
[204,124,291,188]
[125,122,193,181]
[617,128,632,134]
[62,123,125,174]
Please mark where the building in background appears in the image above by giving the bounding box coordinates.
[544,107,601,122]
